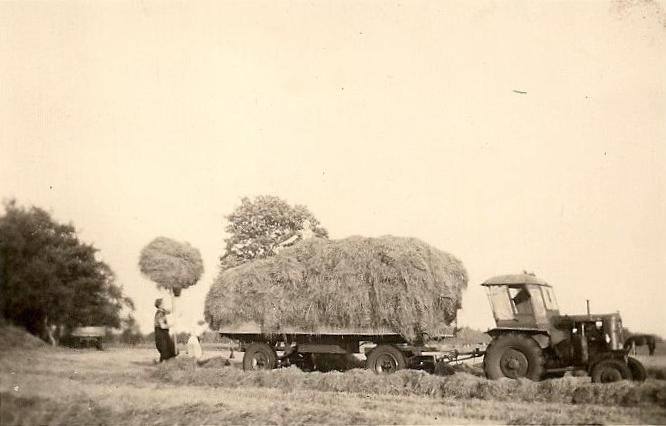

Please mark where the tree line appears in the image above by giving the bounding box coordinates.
[0,200,134,344]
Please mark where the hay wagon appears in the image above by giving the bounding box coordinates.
[208,236,472,373]
[218,322,484,373]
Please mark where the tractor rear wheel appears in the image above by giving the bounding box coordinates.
[627,357,646,382]
[484,333,545,380]
[590,359,632,383]
[242,343,277,371]
[366,345,407,374]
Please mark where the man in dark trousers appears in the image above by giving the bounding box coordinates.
[154,298,175,362]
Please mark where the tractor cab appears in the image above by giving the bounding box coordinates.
[482,274,560,330]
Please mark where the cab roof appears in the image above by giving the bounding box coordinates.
[481,273,551,287]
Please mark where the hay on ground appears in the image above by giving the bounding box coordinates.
[204,236,467,342]
[153,361,666,408]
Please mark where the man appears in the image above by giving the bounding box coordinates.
[154,298,175,362]
[512,287,532,315]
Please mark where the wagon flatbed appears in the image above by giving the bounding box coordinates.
[218,321,484,373]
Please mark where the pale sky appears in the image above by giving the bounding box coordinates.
[1,1,665,337]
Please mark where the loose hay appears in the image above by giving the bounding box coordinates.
[138,237,204,293]
[198,356,231,368]
[152,361,666,408]
[205,236,467,341]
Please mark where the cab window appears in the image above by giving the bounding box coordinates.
[542,286,558,310]
[486,286,514,320]
[509,286,533,315]
[527,285,547,318]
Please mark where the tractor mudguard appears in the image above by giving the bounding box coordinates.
[530,333,550,349]
[487,328,550,349]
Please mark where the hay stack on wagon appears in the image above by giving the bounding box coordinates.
[204,236,467,342]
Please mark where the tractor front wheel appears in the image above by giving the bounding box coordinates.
[627,357,646,382]
[590,359,632,383]
[242,343,277,371]
[484,333,545,380]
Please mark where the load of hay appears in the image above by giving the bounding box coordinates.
[204,236,467,342]
[139,237,204,296]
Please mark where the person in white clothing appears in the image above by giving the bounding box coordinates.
[187,320,207,364]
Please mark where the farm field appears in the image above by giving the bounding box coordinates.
[1,341,666,425]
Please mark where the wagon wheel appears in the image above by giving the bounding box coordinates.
[590,359,632,383]
[366,345,407,374]
[483,333,544,380]
[242,343,277,371]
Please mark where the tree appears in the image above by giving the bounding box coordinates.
[0,200,134,343]
[219,195,328,270]
[117,314,143,345]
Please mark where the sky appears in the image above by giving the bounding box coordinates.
[1,1,665,336]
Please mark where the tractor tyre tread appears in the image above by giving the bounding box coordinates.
[627,357,647,382]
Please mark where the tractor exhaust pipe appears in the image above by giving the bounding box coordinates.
[586,299,590,316]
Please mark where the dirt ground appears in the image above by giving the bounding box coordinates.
[1,345,665,425]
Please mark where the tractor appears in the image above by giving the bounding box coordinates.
[482,273,646,383]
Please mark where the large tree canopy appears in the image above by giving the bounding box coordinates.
[220,195,328,270]
[0,200,134,339]
[138,237,203,295]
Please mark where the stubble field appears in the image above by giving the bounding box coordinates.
[1,340,665,425]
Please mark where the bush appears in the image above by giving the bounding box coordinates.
[0,325,46,350]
